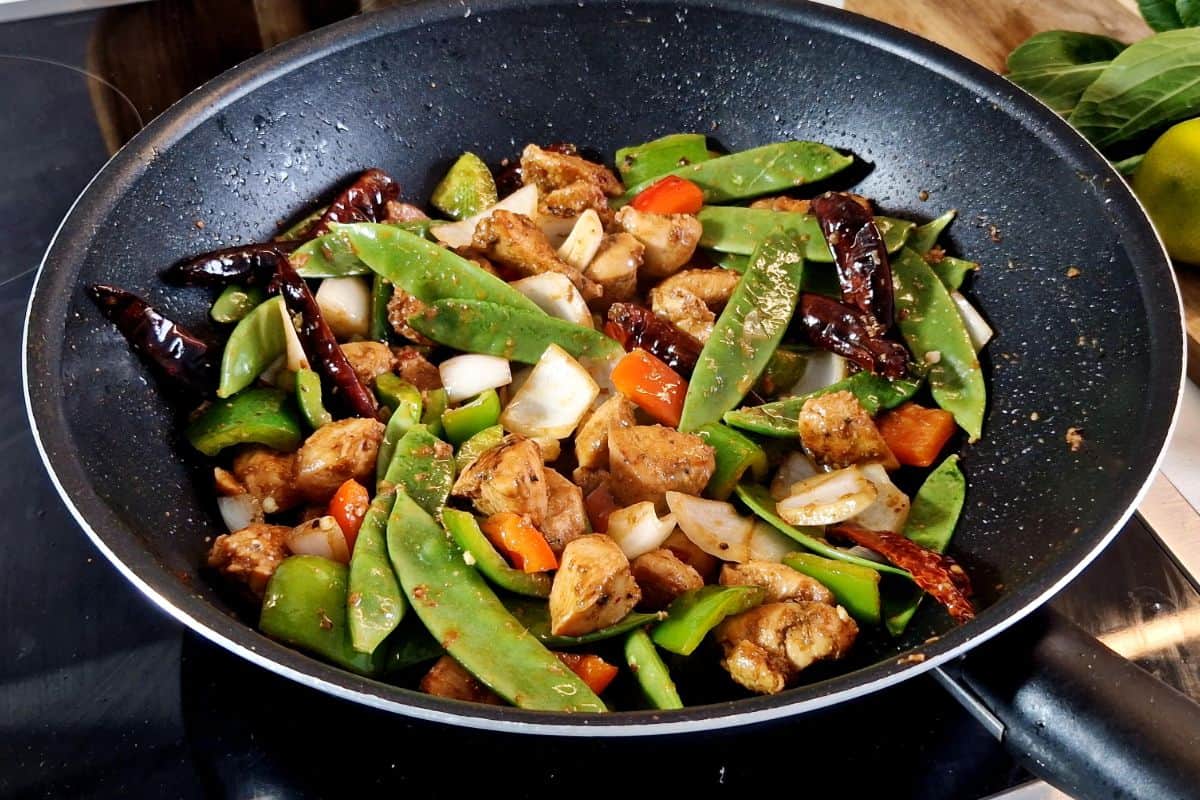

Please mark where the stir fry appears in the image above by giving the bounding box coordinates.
[92,134,991,711]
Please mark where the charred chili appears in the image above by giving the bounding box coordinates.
[796,292,909,379]
[811,191,895,329]
[605,302,703,375]
[162,241,298,287]
[309,168,400,238]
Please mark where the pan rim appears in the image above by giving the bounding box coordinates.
[22,0,1185,735]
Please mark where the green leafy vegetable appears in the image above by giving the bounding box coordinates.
[1140,0,1184,31]
[1182,0,1200,27]
[1006,31,1126,116]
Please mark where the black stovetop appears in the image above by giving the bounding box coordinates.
[2,7,1198,798]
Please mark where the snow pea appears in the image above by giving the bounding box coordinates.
[295,368,332,429]
[376,379,422,484]
[735,483,912,578]
[783,552,881,625]
[723,371,923,437]
[383,620,445,673]
[408,299,623,365]
[210,285,265,324]
[679,232,805,431]
[185,387,302,456]
[386,487,604,711]
[276,205,326,241]
[420,388,448,438]
[348,491,405,654]
[615,132,712,188]
[625,629,683,710]
[504,599,661,647]
[697,206,915,258]
[441,389,501,445]
[695,423,768,500]
[455,424,505,471]
[617,141,853,205]
[908,209,956,255]
[884,455,966,636]
[929,256,978,292]
[431,152,497,220]
[892,248,986,441]
[369,274,391,341]
[290,220,434,279]
[381,424,454,517]
[651,585,766,656]
[754,346,811,397]
[218,296,286,398]
[260,555,385,676]
[443,509,552,598]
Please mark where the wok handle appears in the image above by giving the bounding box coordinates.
[935,606,1200,800]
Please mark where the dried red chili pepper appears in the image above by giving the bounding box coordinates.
[829,522,975,622]
[271,261,378,420]
[308,168,400,238]
[162,241,298,287]
[811,191,894,329]
[796,293,909,379]
[605,303,703,376]
[89,284,216,395]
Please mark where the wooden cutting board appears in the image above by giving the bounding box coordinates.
[844,0,1200,380]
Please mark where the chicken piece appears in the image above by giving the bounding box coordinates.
[649,285,716,342]
[520,143,624,197]
[720,561,835,605]
[749,196,812,213]
[574,395,637,471]
[662,528,721,582]
[386,288,432,345]
[383,201,430,223]
[571,466,610,496]
[541,180,614,226]
[231,447,303,514]
[420,655,504,705]
[293,418,385,503]
[607,425,716,512]
[654,268,741,310]
[541,468,588,554]
[583,233,643,310]
[340,341,396,387]
[798,390,899,470]
[631,548,704,611]
[715,602,858,694]
[392,346,442,393]
[614,206,703,278]
[471,210,601,300]
[451,434,549,525]
[549,534,641,636]
[213,467,246,497]
[207,523,291,598]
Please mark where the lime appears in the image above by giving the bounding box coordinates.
[1132,118,1200,265]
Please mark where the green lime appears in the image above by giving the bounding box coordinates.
[1132,118,1200,265]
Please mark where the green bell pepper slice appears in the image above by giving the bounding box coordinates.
[430,152,498,220]
[376,379,423,484]
[614,132,712,188]
[455,424,505,471]
[185,387,302,456]
[783,552,882,625]
[695,423,768,500]
[441,389,502,446]
[504,599,661,647]
[259,555,385,676]
[210,285,265,324]
[381,425,455,517]
[443,509,552,598]
[347,491,405,654]
[374,373,414,413]
[625,628,684,710]
[369,274,392,341]
[908,209,956,255]
[651,585,766,656]
[294,368,332,429]
[218,296,286,398]
[929,256,979,292]
[697,206,915,258]
[420,388,448,438]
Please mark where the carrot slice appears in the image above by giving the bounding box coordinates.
[631,175,705,215]
[480,512,558,573]
[612,349,687,428]
[556,652,620,694]
[328,479,370,550]
[877,402,957,467]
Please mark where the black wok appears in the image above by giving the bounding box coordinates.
[22,1,1199,796]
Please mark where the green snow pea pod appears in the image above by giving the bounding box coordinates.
[386,488,605,711]
[723,371,923,437]
[430,152,498,220]
[697,206,915,258]
[375,379,422,484]
[218,296,286,398]
[441,389,502,445]
[885,455,966,636]
[210,285,265,324]
[455,424,505,471]
[735,483,912,578]
[276,205,327,241]
[708,251,749,273]
[783,552,882,625]
[420,388,449,438]
[294,368,332,429]
[409,299,623,365]
[625,629,683,710]
[290,220,434,278]
[651,585,766,656]
[754,347,811,398]
[347,491,405,654]
[185,387,302,456]
[504,599,661,647]
[260,555,385,676]
[614,133,712,187]
[679,232,805,432]
[381,425,455,517]
[908,209,957,255]
[617,141,853,206]
[443,509,552,598]
[929,256,978,292]
[695,423,768,500]
[369,274,392,341]
[892,248,986,441]
[383,620,445,673]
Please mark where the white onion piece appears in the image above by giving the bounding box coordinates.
[748,521,796,562]
[851,463,912,532]
[538,213,579,248]
[431,184,539,249]
[606,502,677,559]
[500,344,599,439]
[788,349,849,397]
[276,297,310,372]
[217,494,263,533]
[315,276,371,339]
[286,516,350,564]
[438,354,513,403]
[776,465,877,526]
[556,209,605,271]
[510,272,593,328]
[951,292,993,353]
[770,451,819,501]
[666,492,794,563]
[578,353,621,408]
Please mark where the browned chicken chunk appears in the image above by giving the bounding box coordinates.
[614,206,703,278]
[608,425,716,512]
[383,201,430,223]
[520,143,624,197]
[293,418,385,503]
[631,548,704,611]
[715,602,858,694]
[749,196,812,213]
[340,341,396,387]
[798,390,899,470]
[386,288,432,345]
[654,268,741,310]
[662,528,721,582]
[451,434,549,525]
[471,210,601,300]
[549,534,641,636]
[583,233,643,310]
[213,467,246,497]
[541,180,614,226]
[574,395,637,471]
[420,655,504,705]
[541,468,589,554]
[392,346,442,393]
[649,285,717,342]
[719,561,835,605]
[571,466,610,497]
[207,523,291,598]
[231,447,303,514]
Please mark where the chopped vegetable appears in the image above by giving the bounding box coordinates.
[951,292,994,353]
[369,274,391,341]
[420,388,448,438]
[314,276,372,339]
[216,494,261,533]
[347,491,405,654]
[443,509,552,598]
[286,516,351,563]
[615,132,711,187]
[851,463,912,533]
[930,257,979,292]
[724,371,922,438]
[697,206,914,258]
[511,271,593,328]
[375,378,422,484]
[480,512,558,573]
[782,552,881,625]
[277,297,310,373]
[380,425,454,517]
[430,183,539,249]
[666,491,793,563]
[218,296,287,398]
[877,402,958,468]
[611,349,688,427]
[454,424,505,472]
[606,502,678,560]
[625,629,684,710]
[430,152,498,220]
[185,387,302,456]
[783,349,849,398]
[555,209,606,273]
[504,599,661,647]
[500,343,600,439]
[775,465,878,526]
[211,285,266,324]
[908,209,957,255]
[328,479,370,549]
[695,423,768,500]
[651,585,766,656]
[556,652,620,694]
[631,175,706,214]
[295,368,333,429]
[441,389,502,445]
[438,354,513,404]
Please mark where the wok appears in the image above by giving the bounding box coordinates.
[22,1,1200,796]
